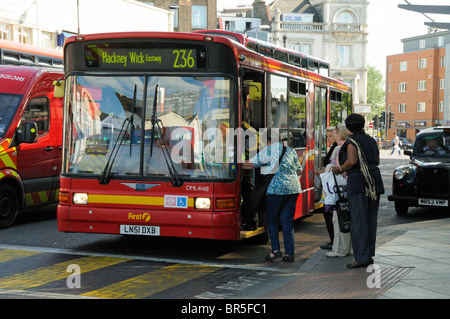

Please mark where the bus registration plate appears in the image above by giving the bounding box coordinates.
[120,225,160,236]
[418,198,448,207]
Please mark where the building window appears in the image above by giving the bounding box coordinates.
[41,31,53,49]
[418,80,426,91]
[440,78,445,89]
[439,101,444,112]
[399,82,407,92]
[18,27,31,44]
[338,45,351,67]
[441,56,445,67]
[417,102,426,112]
[399,103,406,113]
[170,6,178,28]
[400,61,407,71]
[0,23,11,40]
[419,39,426,49]
[337,12,355,24]
[418,58,427,69]
[300,43,311,55]
[192,5,207,29]
[224,21,234,31]
[282,13,313,22]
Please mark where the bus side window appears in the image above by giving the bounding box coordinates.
[300,58,308,69]
[288,80,306,148]
[274,50,287,63]
[288,54,300,67]
[319,63,329,77]
[308,60,318,73]
[246,41,258,52]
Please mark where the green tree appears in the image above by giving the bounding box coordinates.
[367,65,385,115]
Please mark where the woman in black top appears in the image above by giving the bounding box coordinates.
[331,114,385,268]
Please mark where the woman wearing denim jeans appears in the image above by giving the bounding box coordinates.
[245,131,302,262]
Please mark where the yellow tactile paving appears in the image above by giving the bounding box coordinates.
[82,263,219,299]
[0,255,130,290]
[0,249,42,263]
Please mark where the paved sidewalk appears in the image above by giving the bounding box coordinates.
[264,218,450,299]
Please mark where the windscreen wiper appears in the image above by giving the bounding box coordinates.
[149,85,183,187]
[129,85,136,157]
[99,95,135,185]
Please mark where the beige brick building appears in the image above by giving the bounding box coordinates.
[152,0,217,32]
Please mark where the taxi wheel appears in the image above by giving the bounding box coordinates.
[0,184,18,229]
[394,201,408,216]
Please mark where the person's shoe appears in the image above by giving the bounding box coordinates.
[346,258,374,269]
[265,250,282,261]
[326,250,347,258]
[320,242,332,250]
[282,255,294,262]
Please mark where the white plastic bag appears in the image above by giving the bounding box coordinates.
[320,166,347,205]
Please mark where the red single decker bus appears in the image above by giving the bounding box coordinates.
[0,39,63,68]
[57,31,352,242]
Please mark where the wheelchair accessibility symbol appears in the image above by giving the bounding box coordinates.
[164,195,188,208]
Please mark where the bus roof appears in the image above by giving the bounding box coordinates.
[64,31,350,91]
[193,29,329,64]
[0,39,63,59]
[65,31,211,46]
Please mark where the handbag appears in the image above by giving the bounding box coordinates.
[333,173,351,233]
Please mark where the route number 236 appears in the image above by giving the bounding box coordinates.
[173,49,195,68]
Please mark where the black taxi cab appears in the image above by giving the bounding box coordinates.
[388,127,450,215]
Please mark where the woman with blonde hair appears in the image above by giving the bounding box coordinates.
[326,124,352,257]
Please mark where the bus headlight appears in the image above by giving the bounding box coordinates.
[195,197,211,209]
[73,193,88,205]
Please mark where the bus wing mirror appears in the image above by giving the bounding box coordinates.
[53,80,65,98]
[16,121,39,145]
[248,82,261,101]
[24,121,39,143]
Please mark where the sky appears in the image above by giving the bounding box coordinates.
[217,0,450,77]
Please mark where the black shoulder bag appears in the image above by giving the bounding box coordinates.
[332,173,351,233]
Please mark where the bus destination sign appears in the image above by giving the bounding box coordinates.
[85,46,197,70]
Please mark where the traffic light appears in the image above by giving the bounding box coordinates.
[373,115,379,128]
[388,112,395,128]
[380,111,386,126]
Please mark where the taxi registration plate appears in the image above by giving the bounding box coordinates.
[120,225,160,236]
[418,198,448,207]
